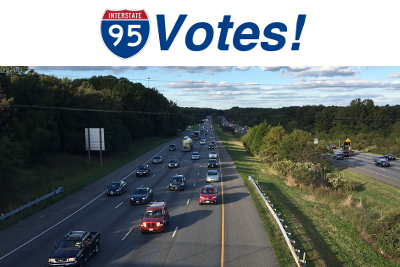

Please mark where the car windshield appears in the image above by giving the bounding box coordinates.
[58,240,81,250]
[134,189,147,194]
[209,159,216,162]
[138,166,147,170]
[192,153,199,155]
[153,157,161,160]
[169,145,175,147]
[172,177,183,182]
[170,160,177,163]
[144,210,163,217]
[202,188,214,194]
[208,171,217,175]
[109,182,120,188]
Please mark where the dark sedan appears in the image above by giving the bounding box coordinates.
[384,154,396,160]
[136,165,150,177]
[339,150,350,157]
[208,159,218,168]
[168,159,180,168]
[130,187,153,204]
[375,160,390,167]
[106,181,127,196]
[208,144,214,149]
[152,156,163,164]
[168,144,176,151]
[332,153,344,160]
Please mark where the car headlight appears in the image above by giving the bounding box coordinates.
[142,197,146,199]
[142,222,146,227]
[131,198,134,200]
[200,196,205,199]
[156,222,161,226]
[48,259,56,263]
[67,258,76,262]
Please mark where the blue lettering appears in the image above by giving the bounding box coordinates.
[185,22,214,51]
[217,15,234,50]
[261,22,287,51]
[157,14,187,50]
[233,22,259,51]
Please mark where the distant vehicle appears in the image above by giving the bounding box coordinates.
[206,170,220,182]
[106,181,127,196]
[210,136,214,139]
[193,131,200,140]
[332,154,344,160]
[169,175,186,191]
[339,150,350,157]
[373,156,387,162]
[343,138,356,155]
[329,145,337,149]
[375,160,390,167]
[384,154,396,160]
[136,165,150,177]
[130,187,153,204]
[140,202,169,234]
[191,152,200,160]
[168,144,176,151]
[209,151,218,159]
[208,159,218,168]
[168,159,179,168]
[48,231,100,267]
[200,139,206,145]
[198,185,218,205]
[208,144,214,149]
[152,156,163,164]
[182,138,193,152]
[210,141,216,145]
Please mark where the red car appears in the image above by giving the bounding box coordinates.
[140,202,169,233]
[199,185,218,205]
[329,145,337,149]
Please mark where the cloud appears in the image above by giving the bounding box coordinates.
[388,72,400,78]
[235,66,251,71]
[260,66,358,77]
[159,66,233,75]
[165,80,260,91]
[30,66,147,74]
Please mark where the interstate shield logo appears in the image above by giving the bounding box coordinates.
[101,9,150,59]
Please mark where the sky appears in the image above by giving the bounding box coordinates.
[30,66,400,110]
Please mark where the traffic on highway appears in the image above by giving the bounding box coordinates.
[0,118,277,267]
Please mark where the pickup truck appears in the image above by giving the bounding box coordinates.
[48,231,100,267]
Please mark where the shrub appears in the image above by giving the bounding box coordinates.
[272,160,295,177]
[326,172,355,191]
[292,165,316,186]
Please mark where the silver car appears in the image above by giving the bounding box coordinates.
[191,152,200,160]
[209,151,218,159]
[206,170,220,182]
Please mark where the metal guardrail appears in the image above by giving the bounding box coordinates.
[249,176,306,267]
[0,187,64,222]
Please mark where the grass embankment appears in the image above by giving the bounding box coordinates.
[0,136,174,231]
[215,125,400,267]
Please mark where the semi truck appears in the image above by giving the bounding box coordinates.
[182,138,193,152]
[343,138,356,155]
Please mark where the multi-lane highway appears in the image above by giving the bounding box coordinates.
[330,150,400,188]
[0,126,278,267]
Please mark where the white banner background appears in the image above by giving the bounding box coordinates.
[1,0,399,65]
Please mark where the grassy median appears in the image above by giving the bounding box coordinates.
[215,125,400,267]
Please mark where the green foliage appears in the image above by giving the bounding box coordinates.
[292,165,316,185]
[260,125,284,162]
[278,129,315,163]
[272,160,295,177]
[326,172,355,191]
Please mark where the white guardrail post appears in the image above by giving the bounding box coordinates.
[248,176,306,267]
[0,187,63,222]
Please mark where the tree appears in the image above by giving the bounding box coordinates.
[279,129,314,163]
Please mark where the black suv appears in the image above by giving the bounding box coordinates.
[169,175,186,191]
[208,159,218,168]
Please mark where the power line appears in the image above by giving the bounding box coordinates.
[2,104,400,122]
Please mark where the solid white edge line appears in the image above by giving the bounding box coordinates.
[122,229,133,241]
[172,227,178,237]
[187,199,190,205]
[197,172,199,175]
[115,202,123,209]
[140,184,143,188]
[0,192,104,261]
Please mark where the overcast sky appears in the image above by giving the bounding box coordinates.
[30,66,400,109]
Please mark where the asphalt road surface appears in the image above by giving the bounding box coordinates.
[0,126,278,267]
[330,150,400,188]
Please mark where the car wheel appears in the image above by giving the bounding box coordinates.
[162,225,166,233]
[141,231,145,234]
[166,219,169,225]
[78,259,84,267]
[93,242,99,255]
[215,201,217,205]
[119,191,121,196]
[199,202,202,205]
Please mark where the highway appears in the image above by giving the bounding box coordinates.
[0,125,278,267]
[330,149,400,188]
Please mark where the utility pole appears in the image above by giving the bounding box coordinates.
[147,77,151,121]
